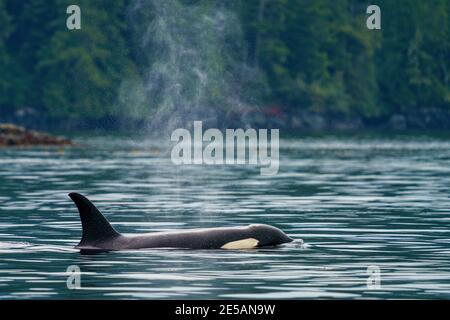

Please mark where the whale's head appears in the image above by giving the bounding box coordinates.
[248,224,293,246]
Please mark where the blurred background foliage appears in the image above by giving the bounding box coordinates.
[0,0,449,130]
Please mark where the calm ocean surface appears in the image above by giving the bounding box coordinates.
[1,134,450,299]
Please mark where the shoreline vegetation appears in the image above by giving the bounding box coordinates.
[2,106,450,134]
[1,1,449,133]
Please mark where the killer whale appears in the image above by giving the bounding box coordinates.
[69,193,294,251]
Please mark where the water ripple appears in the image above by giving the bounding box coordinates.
[1,136,450,299]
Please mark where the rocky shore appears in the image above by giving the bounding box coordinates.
[227,107,450,132]
[3,106,450,136]
[0,123,73,147]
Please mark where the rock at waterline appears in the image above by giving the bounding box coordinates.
[0,124,73,147]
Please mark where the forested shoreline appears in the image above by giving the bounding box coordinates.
[0,0,449,132]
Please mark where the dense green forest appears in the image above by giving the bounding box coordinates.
[0,0,449,130]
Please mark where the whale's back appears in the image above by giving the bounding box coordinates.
[69,193,293,251]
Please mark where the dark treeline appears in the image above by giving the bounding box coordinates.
[0,0,449,131]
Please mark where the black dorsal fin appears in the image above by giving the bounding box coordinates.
[69,193,120,246]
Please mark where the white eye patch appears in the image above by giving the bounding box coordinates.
[221,238,259,249]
